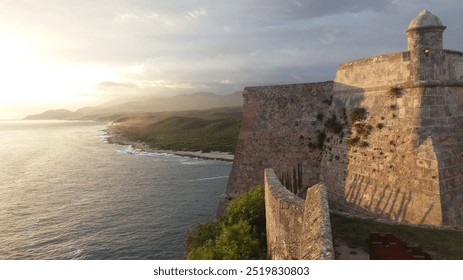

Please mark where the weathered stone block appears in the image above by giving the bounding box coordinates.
[421,96,434,106]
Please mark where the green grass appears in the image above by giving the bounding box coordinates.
[126,116,241,153]
[330,212,463,259]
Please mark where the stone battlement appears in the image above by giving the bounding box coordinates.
[223,10,463,259]
[264,168,334,260]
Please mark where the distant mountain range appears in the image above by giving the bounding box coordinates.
[24,91,243,121]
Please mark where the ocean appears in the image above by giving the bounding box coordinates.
[0,120,231,259]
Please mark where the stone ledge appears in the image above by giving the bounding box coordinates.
[265,168,334,260]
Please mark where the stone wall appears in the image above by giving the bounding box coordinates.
[223,14,463,227]
[334,52,411,90]
[323,86,444,225]
[264,168,334,260]
[222,82,333,209]
[445,50,463,82]
[319,49,463,226]
[334,49,463,88]
[224,78,463,226]
[421,85,463,224]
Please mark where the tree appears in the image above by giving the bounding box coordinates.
[185,185,267,259]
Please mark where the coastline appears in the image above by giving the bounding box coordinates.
[104,123,234,162]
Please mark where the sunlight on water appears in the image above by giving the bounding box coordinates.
[0,120,231,259]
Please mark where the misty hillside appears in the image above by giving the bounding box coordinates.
[24,91,243,121]
[24,109,76,120]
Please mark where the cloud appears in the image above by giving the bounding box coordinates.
[95,81,138,93]
[319,28,341,45]
[115,13,140,22]
[136,80,210,90]
[185,8,207,20]
[222,0,395,21]
[293,1,303,8]
[2,0,463,118]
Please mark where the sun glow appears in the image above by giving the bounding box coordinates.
[0,30,115,107]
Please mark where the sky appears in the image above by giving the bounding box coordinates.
[1,0,463,119]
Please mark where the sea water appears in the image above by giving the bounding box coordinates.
[0,120,231,259]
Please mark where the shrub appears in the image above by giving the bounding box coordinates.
[349,107,367,123]
[354,123,373,136]
[323,96,333,106]
[309,132,327,150]
[317,132,327,149]
[185,220,222,257]
[348,137,360,146]
[389,87,403,97]
[324,115,343,134]
[360,141,370,148]
[186,185,267,260]
[348,137,369,148]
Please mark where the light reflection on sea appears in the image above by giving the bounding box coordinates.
[0,120,230,259]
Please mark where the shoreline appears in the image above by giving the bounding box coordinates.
[104,123,234,162]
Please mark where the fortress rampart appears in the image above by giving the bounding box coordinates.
[223,82,332,203]
[223,10,463,259]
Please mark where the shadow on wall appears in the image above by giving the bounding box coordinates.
[346,174,436,224]
[419,86,463,225]
[279,162,304,196]
[332,82,445,225]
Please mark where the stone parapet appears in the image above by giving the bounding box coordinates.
[264,168,334,260]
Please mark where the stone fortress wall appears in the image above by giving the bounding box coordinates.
[224,82,333,200]
[323,9,463,225]
[223,11,463,259]
[226,78,449,256]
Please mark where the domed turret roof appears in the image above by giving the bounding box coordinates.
[407,10,445,30]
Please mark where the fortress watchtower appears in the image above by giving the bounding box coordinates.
[406,10,447,81]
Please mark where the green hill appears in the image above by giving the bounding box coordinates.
[113,107,243,153]
[127,116,241,153]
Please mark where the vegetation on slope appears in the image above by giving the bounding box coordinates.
[185,185,267,260]
[112,107,242,153]
[126,116,241,153]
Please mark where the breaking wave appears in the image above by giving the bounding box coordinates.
[95,125,109,144]
[117,145,182,159]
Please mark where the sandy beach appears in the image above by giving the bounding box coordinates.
[104,123,234,162]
